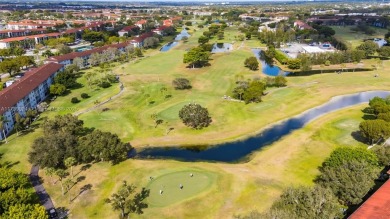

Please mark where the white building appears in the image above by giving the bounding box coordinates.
[0,63,64,139]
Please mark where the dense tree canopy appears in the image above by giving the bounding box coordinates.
[183,47,211,68]
[28,115,132,169]
[179,103,212,129]
[0,168,47,218]
[244,57,259,70]
[172,78,192,90]
[321,147,378,168]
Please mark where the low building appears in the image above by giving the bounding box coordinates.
[0,63,64,139]
[0,32,61,49]
[374,38,387,48]
[118,25,140,37]
[44,41,131,67]
[348,171,390,219]
[130,32,154,48]
[135,19,148,29]
[152,26,169,35]
[0,28,46,39]
[294,20,313,30]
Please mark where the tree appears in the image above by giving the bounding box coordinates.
[198,35,209,45]
[54,70,77,88]
[44,167,56,185]
[82,31,104,43]
[64,157,77,179]
[372,146,390,166]
[49,84,66,96]
[73,57,84,69]
[378,46,390,57]
[172,78,191,90]
[357,41,379,57]
[55,169,68,196]
[287,59,301,70]
[88,53,101,66]
[274,76,287,87]
[317,160,379,205]
[105,181,150,219]
[359,119,390,144]
[2,204,47,219]
[0,59,20,76]
[203,31,212,39]
[42,49,54,57]
[78,130,132,164]
[266,186,343,219]
[143,37,159,48]
[321,147,379,168]
[244,57,259,70]
[242,80,266,104]
[179,103,212,129]
[57,44,72,55]
[183,47,210,68]
[0,116,9,143]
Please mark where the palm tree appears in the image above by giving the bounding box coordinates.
[64,157,77,179]
[0,116,9,143]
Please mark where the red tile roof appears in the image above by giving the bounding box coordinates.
[348,179,390,219]
[0,63,63,115]
[45,41,131,62]
[130,32,154,43]
[136,19,147,25]
[119,25,139,32]
[0,28,46,34]
[0,32,61,43]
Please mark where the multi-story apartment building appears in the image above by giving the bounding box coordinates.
[0,63,64,140]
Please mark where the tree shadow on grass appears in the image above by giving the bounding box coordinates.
[71,184,93,202]
[362,114,376,120]
[351,131,368,144]
[75,164,91,177]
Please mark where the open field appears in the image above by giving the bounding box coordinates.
[332,26,388,48]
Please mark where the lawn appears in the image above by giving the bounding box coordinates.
[146,169,216,207]
[332,26,388,48]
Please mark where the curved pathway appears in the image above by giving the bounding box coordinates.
[29,165,55,210]
[74,79,125,116]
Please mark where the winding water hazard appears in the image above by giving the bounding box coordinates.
[134,90,390,163]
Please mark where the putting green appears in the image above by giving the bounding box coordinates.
[146,170,215,207]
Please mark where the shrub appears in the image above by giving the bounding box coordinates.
[275,50,289,65]
[287,59,301,70]
[244,57,259,70]
[81,93,89,99]
[173,78,192,90]
[99,81,111,88]
[71,97,80,103]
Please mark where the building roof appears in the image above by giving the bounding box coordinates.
[0,28,46,34]
[118,25,139,32]
[136,19,147,25]
[0,32,61,43]
[348,178,390,219]
[302,46,327,53]
[45,41,130,62]
[130,32,154,43]
[0,63,63,115]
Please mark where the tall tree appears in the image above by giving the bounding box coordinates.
[105,181,150,219]
[183,47,210,68]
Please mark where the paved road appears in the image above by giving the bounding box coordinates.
[29,165,55,210]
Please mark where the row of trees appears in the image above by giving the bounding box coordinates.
[240,145,390,218]
[28,114,132,169]
[0,47,25,57]
[0,56,35,77]
[359,96,390,144]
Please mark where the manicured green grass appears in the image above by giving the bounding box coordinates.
[146,170,215,207]
[332,26,388,48]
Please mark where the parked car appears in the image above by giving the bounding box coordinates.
[48,208,57,219]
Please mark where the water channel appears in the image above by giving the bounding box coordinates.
[252,48,290,76]
[134,91,390,163]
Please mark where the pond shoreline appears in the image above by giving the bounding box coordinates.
[133,90,390,162]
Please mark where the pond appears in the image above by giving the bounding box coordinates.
[174,29,191,41]
[160,41,179,52]
[211,43,233,53]
[252,48,289,77]
[134,91,390,163]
